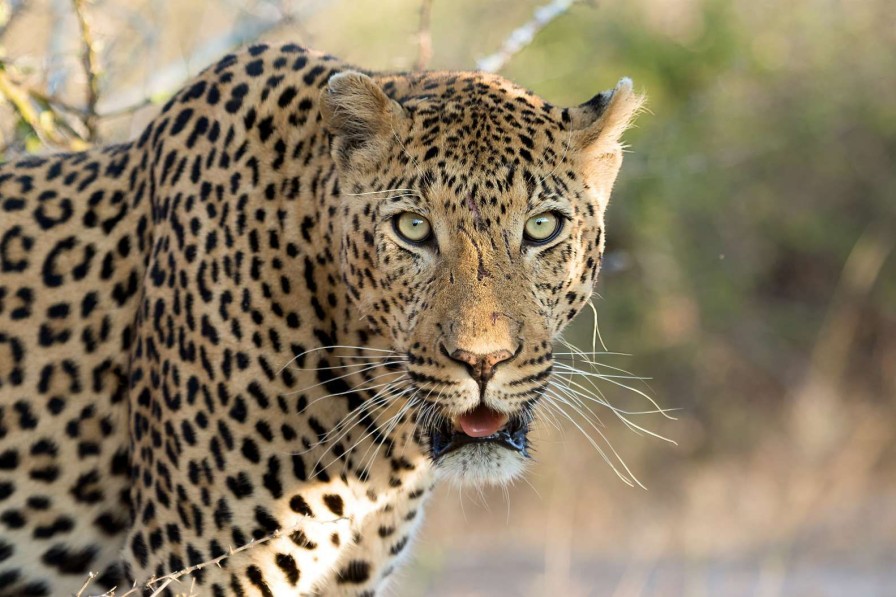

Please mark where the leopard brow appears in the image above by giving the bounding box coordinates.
[378,194,430,218]
[527,192,571,215]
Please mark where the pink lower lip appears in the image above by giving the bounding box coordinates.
[456,405,509,438]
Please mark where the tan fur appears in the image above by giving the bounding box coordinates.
[0,45,642,596]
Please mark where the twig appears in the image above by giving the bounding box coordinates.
[476,0,578,72]
[75,571,97,597]
[143,534,277,597]
[72,0,100,140]
[25,86,89,116]
[414,0,434,70]
[98,15,295,115]
[0,67,73,148]
[97,516,350,597]
[26,84,158,122]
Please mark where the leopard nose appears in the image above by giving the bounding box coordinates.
[444,347,515,388]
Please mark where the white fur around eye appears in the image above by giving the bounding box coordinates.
[524,211,560,242]
[394,212,432,243]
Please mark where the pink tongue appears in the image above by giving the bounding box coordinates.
[458,405,509,438]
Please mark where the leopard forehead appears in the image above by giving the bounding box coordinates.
[392,74,563,131]
[372,73,571,175]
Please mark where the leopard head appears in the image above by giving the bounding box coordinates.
[321,70,643,485]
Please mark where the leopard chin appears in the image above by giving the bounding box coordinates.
[433,443,531,486]
[426,414,533,486]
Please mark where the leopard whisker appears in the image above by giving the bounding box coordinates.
[355,396,418,477]
[413,384,443,432]
[542,389,643,488]
[552,362,675,420]
[325,387,417,478]
[552,368,652,381]
[315,400,414,480]
[546,382,608,429]
[344,187,419,196]
[553,344,664,402]
[548,380,676,445]
[284,361,405,396]
[290,359,407,373]
[399,384,445,461]
[587,298,609,353]
[551,369,677,422]
[318,377,412,441]
[305,382,413,469]
[553,351,633,358]
[554,357,664,398]
[305,371,408,410]
[291,380,412,456]
[555,339,639,370]
[331,354,409,361]
[278,345,400,374]
[532,399,565,433]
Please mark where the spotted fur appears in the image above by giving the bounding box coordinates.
[0,44,642,595]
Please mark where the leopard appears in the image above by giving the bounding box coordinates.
[0,43,643,596]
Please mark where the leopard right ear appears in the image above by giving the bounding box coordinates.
[567,77,645,156]
[565,79,645,205]
[320,71,404,169]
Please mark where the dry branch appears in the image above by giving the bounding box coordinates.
[414,0,434,70]
[476,0,577,72]
[0,66,76,148]
[72,0,101,140]
[76,516,349,597]
[98,13,302,115]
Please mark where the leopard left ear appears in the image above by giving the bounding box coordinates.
[567,78,645,156]
[320,71,405,169]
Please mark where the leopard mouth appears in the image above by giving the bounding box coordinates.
[428,404,530,460]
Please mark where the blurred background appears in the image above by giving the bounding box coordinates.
[1,0,893,595]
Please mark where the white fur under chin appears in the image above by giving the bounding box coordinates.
[434,443,529,486]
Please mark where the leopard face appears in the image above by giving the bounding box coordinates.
[323,71,642,485]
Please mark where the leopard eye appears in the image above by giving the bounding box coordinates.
[523,211,562,244]
[393,212,432,243]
